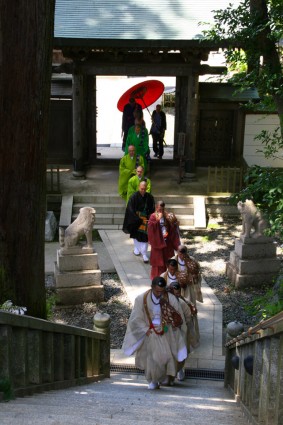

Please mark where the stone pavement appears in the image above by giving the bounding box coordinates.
[0,373,249,425]
[45,231,225,372]
[99,230,225,371]
[46,160,224,371]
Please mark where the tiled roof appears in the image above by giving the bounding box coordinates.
[55,0,240,41]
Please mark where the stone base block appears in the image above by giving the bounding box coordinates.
[226,263,278,288]
[54,263,101,288]
[56,285,104,305]
[230,251,281,275]
[239,235,273,244]
[57,251,98,271]
[229,252,281,274]
[235,239,277,259]
[59,245,94,255]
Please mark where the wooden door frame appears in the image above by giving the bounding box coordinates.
[196,102,244,166]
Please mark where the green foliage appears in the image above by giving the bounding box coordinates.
[202,0,283,117]
[230,165,283,237]
[255,127,283,160]
[207,223,221,229]
[244,277,283,320]
[0,379,13,401]
[46,293,58,319]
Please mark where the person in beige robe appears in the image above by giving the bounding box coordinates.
[168,281,200,381]
[122,276,187,390]
[161,260,200,352]
[173,244,203,304]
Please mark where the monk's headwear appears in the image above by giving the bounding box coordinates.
[169,281,181,290]
[151,276,166,288]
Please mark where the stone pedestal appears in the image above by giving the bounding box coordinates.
[54,244,103,305]
[226,236,280,288]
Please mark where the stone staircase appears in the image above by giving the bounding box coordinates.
[0,373,249,425]
[71,194,206,230]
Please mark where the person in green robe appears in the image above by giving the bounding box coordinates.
[118,145,145,201]
[125,124,149,173]
[126,165,152,204]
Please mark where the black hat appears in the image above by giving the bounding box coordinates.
[152,276,166,288]
[169,281,181,290]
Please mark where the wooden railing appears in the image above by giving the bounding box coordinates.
[0,311,110,398]
[225,311,283,425]
[207,166,244,194]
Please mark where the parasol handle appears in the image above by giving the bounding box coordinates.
[136,96,152,118]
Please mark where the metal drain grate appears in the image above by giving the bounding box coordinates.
[185,368,224,381]
[111,364,224,381]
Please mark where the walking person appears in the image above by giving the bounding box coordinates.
[122,181,155,263]
[150,104,166,159]
[122,276,187,390]
[169,282,200,348]
[173,244,203,304]
[162,260,201,355]
[121,97,142,151]
[147,201,180,279]
[126,165,151,203]
[118,145,145,201]
[125,123,150,173]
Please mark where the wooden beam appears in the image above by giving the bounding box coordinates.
[53,61,226,77]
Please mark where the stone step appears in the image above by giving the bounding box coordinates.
[73,202,194,216]
[68,194,205,230]
[0,374,249,425]
[72,212,195,227]
[73,193,194,205]
[73,194,122,204]
[73,203,125,214]
[92,224,195,230]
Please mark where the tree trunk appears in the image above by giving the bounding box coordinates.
[0,1,55,318]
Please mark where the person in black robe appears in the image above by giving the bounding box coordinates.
[122,97,142,151]
[123,181,155,263]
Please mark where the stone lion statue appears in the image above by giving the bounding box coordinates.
[63,207,96,248]
[237,200,268,238]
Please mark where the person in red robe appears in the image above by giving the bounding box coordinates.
[147,200,181,279]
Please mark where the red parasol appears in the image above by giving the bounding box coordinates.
[117,79,164,113]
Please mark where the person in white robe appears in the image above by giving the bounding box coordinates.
[173,244,203,303]
[122,276,187,390]
[168,281,200,381]
[161,259,200,351]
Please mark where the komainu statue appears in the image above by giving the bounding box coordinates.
[63,207,96,248]
[237,200,268,238]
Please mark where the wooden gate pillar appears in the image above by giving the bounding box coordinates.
[86,75,97,164]
[175,73,199,175]
[72,70,86,177]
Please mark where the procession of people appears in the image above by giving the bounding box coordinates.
[118,96,204,390]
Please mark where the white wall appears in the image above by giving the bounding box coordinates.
[96,76,176,148]
[243,114,283,167]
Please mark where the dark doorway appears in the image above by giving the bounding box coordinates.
[197,109,234,166]
[48,99,73,163]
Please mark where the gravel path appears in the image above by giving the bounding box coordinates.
[48,217,282,349]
